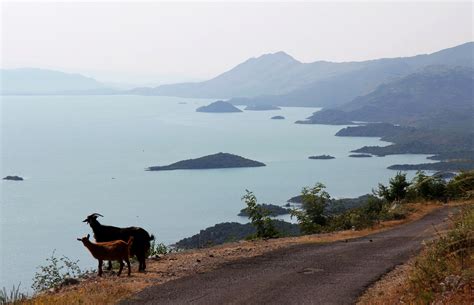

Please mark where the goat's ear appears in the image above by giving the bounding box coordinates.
[77,238,82,241]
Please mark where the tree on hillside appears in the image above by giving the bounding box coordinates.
[291,183,331,234]
[376,172,411,203]
[241,190,279,239]
[409,170,447,201]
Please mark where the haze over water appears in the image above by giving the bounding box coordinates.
[0,95,434,290]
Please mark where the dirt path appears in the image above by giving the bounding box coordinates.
[119,207,453,305]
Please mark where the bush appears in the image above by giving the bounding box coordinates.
[408,171,447,202]
[149,240,172,257]
[291,183,330,234]
[32,251,87,292]
[447,170,474,199]
[242,190,279,239]
[377,172,411,203]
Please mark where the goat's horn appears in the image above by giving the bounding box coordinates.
[92,213,103,217]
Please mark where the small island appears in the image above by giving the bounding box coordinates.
[147,152,265,171]
[3,175,23,181]
[196,101,242,113]
[349,154,372,158]
[309,155,335,160]
[271,116,285,120]
[238,204,291,217]
[244,105,281,111]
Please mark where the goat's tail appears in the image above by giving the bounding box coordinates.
[149,234,155,241]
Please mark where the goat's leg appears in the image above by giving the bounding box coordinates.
[125,258,131,276]
[107,260,112,271]
[98,260,103,277]
[117,260,124,276]
[137,253,144,272]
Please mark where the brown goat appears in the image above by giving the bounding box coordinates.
[77,234,133,277]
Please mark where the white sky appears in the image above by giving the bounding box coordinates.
[1,1,473,84]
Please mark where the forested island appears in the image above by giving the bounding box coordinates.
[271,115,285,120]
[3,175,23,181]
[308,155,335,160]
[147,152,265,171]
[196,101,242,113]
[238,204,290,217]
[174,220,299,249]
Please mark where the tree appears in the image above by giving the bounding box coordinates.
[377,172,411,203]
[291,183,330,234]
[410,170,446,201]
[241,190,279,239]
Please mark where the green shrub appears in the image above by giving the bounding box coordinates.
[149,240,172,257]
[32,250,87,292]
[242,190,279,239]
[447,170,474,199]
[377,172,411,203]
[291,183,330,234]
[409,171,447,201]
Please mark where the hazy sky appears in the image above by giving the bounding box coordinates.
[1,1,472,85]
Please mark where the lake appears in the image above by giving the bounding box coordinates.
[0,95,434,290]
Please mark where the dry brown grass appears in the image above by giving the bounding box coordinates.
[358,199,474,305]
[23,201,453,305]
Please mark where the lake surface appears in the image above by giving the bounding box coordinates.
[0,95,434,290]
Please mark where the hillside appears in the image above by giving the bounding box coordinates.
[301,66,474,129]
[131,42,473,107]
[0,68,109,95]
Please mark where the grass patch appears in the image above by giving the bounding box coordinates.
[408,204,473,303]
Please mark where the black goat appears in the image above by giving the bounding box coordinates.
[83,213,154,272]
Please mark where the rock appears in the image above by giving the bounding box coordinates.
[271,116,285,120]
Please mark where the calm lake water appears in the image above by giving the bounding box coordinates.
[0,95,434,290]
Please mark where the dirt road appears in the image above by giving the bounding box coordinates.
[120,207,452,305]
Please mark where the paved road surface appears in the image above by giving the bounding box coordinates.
[120,207,452,305]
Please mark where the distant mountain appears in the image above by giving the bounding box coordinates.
[131,51,363,98]
[132,42,474,107]
[301,66,474,130]
[0,68,110,95]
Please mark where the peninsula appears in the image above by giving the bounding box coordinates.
[147,152,265,171]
